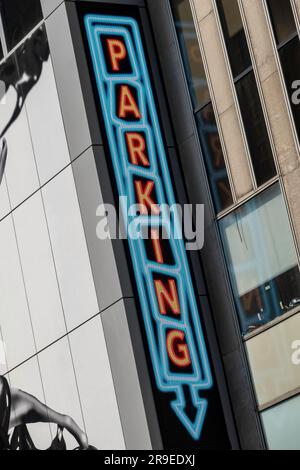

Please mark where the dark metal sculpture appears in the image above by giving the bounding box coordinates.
[0,376,92,450]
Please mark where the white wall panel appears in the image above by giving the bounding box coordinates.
[42,166,99,331]
[2,87,39,209]
[26,54,70,185]
[38,337,85,450]
[0,215,36,371]
[13,191,66,351]
[9,357,52,450]
[70,316,125,450]
[0,175,10,221]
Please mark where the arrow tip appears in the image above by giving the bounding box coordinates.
[171,398,208,440]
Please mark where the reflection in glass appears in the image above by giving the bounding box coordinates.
[171,0,210,109]
[279,37,300,143]
[262,394,300,450]
[219,184,300,336]
[0,0,43,51]
[171,0,233,213]
[236,71,276,186]
[196,103,233,212]
[216,0,251,78]
[267,0,297,45]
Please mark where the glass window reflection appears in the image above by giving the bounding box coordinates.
[220,184,300,336]
[262,394,300,450]
[267,0,296,45]
[172,0,210,109]
[171,0,233,213]
[236,71,276,186]
[196,103,233,212]
[267,0,300,152]
[279,37,300,144]
[216,0,251,78]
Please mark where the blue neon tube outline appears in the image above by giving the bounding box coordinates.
[84,17,211,386]
[85,14,213,438]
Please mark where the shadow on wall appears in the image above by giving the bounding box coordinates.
[0,27,97,451]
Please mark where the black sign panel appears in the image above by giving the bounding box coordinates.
[77,1,232,450]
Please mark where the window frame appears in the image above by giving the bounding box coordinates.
[219,181,300,338]
[264,0,300,153]
[213,0,278,191]
[171,0,237,216]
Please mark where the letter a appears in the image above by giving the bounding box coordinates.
[118,85,141,119]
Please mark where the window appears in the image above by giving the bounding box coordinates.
[267,0,296,45]
[267,0,300,144]
[216,0,251,78]
[236,72,276,186]
[0,0,43,51]
[171,0,233,213]
[262,394,300,450]
[216,0,276,187]
[196,103,233,212]
[219,183,300,336]
[171,0,210,109]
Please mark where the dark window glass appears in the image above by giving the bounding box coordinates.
[171,0,210,109]
[171,0,233,213]
[236,71,276,186]
[0,0,43,51]
[216,0,251,78]
[279,37,300,142]
[220,183,300,336]
[196,103,233,212]
[267,0,297,45]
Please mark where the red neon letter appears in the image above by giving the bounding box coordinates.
[126,133,150,167]
[151,229,164,264]
[166,330,191,368]
[106,39,127,72]
[135,180,160,215]
[154,279,180,315]
[118,85,141,119]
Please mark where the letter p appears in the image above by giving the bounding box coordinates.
[107,38,127,72]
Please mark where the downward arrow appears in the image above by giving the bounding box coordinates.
[170,386,208,440]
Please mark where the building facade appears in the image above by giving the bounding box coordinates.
[0,0,299,450]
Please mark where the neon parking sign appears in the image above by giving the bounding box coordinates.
[85,13,213,440]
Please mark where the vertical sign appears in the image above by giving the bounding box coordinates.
[81,3,231,449]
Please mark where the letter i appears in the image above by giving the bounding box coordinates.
[151,229,164,264]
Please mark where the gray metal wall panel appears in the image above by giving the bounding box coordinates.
[101,298,160,450]
[72,147,130,311]
[41,0,64,18]
[45,2,97,160]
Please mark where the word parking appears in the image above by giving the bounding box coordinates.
[85,14,212,439]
